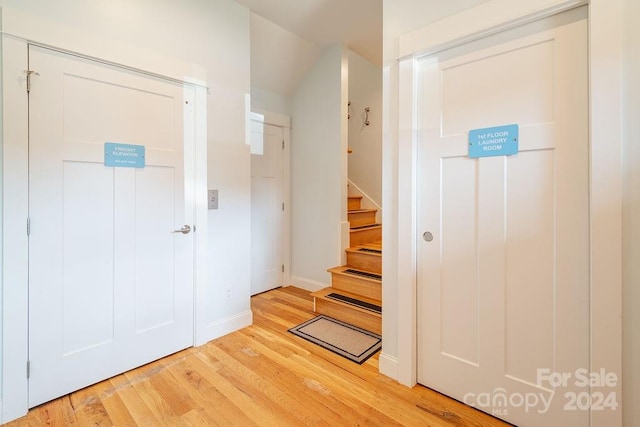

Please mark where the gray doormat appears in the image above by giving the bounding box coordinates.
[288,315,381,364]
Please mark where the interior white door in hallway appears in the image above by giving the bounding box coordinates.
[416,9,589,426]
[251,122,284,295]
[28,45,195,407]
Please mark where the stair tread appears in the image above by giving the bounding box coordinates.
[311,287,382,316]
[350,223,382,231]
[347,208,377,214]
[348,196,363,199]
[312,287,381,304]
[360,241,382,249]
[327,266,382,282]
[346,246,382,256]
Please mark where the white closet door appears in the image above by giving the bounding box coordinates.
[251,122,284,295]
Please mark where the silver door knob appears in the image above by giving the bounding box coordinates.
[172,225,191,234]
[423,231,433,242]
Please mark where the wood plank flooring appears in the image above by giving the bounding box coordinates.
[6,287,510,426]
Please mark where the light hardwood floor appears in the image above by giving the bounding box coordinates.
[6,287,510,426]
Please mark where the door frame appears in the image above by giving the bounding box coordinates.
[390,1,623,426]
[250,110,292,288]
[1,37,208,422]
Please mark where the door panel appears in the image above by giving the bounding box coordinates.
[440,156,478,365]
[63,73,175,149]
[504,150,556,380]
[417,8,589,426]
[440,39,554,135]
[28,46,194,407]
[61,161,115,355]
[134,166,178,331]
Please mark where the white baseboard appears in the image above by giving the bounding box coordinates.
[288,275,328,292]
[378,352,399,380]
[199,310,253,344]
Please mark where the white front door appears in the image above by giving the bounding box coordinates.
[417,9,590,426]
[28,45,195,407]
[250,121,284,295]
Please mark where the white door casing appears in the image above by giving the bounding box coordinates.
[416,9,589,426]
[250,121,284,295]
[28,45,195,407]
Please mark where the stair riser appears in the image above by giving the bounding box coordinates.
[350,227,382,247]
[348,211,376,228]
[314,298,381,335]
[348,198,361,211]
[331,273,381,301]
[346,252,382,274]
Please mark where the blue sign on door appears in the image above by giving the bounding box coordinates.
[469,124,519,158]
[104,142,145,168]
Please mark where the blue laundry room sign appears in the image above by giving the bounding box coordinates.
[104,142,145,168]
[469,124,519,158]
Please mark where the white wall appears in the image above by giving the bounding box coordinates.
[0,0,251,422]
[290,44,348,290]
[622,0,640,425]
[347,50,383,206]
[249,12,321,98]
[251,87,291,117]
[379,0,410,381]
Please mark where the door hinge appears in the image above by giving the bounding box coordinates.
[282,140,285,149]
[25,70,39,93]
[27,361,31,379]
[282,264,284,273]
[282,203,285,211]
[27,217,31,236]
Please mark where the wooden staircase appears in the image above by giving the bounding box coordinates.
[311,195,382,334]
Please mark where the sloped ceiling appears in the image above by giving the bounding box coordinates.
[235,0,381,97]
[235,0,490,97]
[384,0,491,40]
[247,13,323,97]
[235,0,383,65]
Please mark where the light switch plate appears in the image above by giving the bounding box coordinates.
[208,189,218,210]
